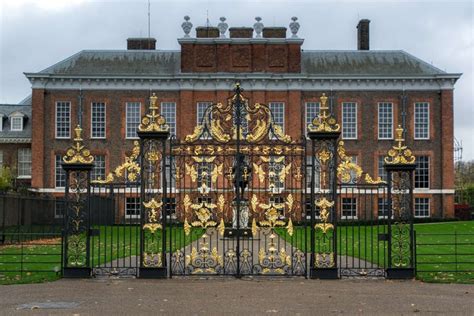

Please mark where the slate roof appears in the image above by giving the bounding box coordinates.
[30,49,451,78]
[0,104,32,141]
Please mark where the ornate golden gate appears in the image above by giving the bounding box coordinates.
[169,84,307,276]
[60,84,417,280]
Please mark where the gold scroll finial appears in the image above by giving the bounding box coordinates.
[384,125,416,165]
[63,125,94,165]
[138,92,170,133]
[307,93,340,133]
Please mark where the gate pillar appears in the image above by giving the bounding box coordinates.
[137,93,170,278]
[384,125,416,279]
[307,94,341,279]
[62,125,95,278]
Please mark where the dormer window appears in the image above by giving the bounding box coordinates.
[9,112,25,131]
[0,114,4,131]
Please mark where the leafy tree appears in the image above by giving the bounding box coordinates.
[0,166,13,192]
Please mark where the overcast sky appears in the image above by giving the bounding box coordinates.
[0,0,472,159]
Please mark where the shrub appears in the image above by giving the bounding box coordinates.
[0,166,13,192]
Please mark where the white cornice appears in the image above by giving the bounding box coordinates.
[26,75,459,91]
[0,138,31,143]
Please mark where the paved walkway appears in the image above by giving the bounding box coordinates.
[1,278,473,315]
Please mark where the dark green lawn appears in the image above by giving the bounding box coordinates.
[278,221,474,283]
[0,226,201,285]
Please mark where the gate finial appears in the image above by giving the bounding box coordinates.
[384,125,416,165]
[138,92,170,135]
[62,125,94,165]
[307,93,340,134]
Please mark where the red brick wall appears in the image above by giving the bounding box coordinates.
[180,42,302,73]
[33,88,455,217]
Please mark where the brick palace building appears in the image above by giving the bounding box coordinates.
[22,17,461,218]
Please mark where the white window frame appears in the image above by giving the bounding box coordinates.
[414,102,430,140]
[378,102,393,140]
[91,155,106,181]
[414,198,430,218]
[415,156,430,189]
[55,154,66,188]
[91,102,106,139]
[17,148,32,178]
[197,102,212,139]
[161,102,177,136]
[125,197,141,219]
[306,156,321,190]
[377,197,393,219]
[55,101,71,139]
[125,102,141,139]
[0,114,4,131]
[305,102,320,138]
[378,155,388,183]
[341,197,358,220]
[342,102,357,140]
[10,116,23,131]
[269,102,285,139]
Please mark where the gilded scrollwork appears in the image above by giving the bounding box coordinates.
[63,125,94,165]
[138,93,169,133]
[384,125,416,165]
[314,197,335,268]
[183,83,292,144]
[307,93,340,133]
[92,140,140,184]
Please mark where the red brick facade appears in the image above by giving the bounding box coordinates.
[24,24,459,218]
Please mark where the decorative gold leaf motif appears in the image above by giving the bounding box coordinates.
[315,197,335,234]
[251,194,259,214]
[217,194,225,213]
[318,148,332,164]
[365,173,386,184]
[384,125,416,165]
[185,125,204,142]
[185,163,198,182]
[253,163,266,183]
[211,163,223,184]
[337,160,363,183]
[286,218,294,236]
[218,218,225,236]
[184,218,191,236]
[285,194,294,212]
[278,163,291,183]
[143,223,162,234]
[138,93,170,133]
[307,93,341,133]
[63,125,94,165]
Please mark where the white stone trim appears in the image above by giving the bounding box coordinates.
[26,76,459,91]
[30,187,455,194]
[0,138,31,143]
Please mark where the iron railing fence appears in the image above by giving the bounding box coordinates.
[0,193,64,284]
[415,230,474,283]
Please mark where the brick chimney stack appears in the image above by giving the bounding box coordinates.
[127,38,156,50]
[357,19,370,50]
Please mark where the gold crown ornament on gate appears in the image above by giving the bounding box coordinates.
[307,93,340,133]
[384,125,416,165]
[62,125,94,165]
[138,93,170,133]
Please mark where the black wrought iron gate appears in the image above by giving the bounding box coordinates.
[61,85,416,280]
